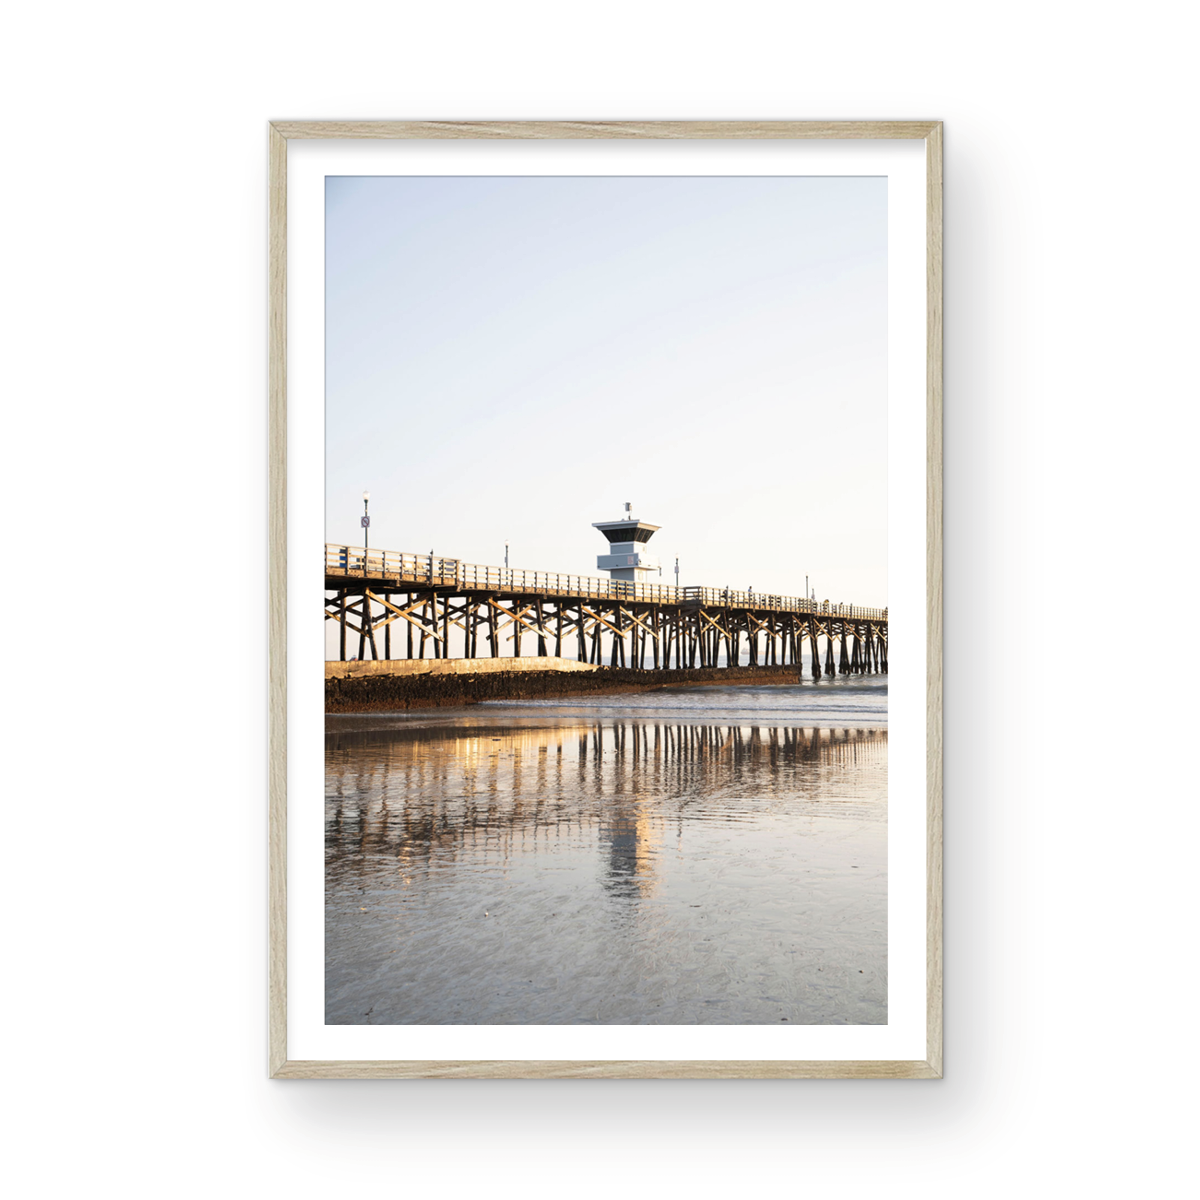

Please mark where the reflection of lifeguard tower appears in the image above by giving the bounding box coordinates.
[593,503,660,583]
[601,805,660,904]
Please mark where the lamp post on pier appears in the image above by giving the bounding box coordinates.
[356,490,375,660]
[361,491,371,576]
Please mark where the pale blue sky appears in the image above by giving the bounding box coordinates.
[326,175,886,604]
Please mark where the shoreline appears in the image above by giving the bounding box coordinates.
[325,664,833,713]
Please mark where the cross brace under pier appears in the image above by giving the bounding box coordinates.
[325,587,887,676]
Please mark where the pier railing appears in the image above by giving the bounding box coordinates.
[325,544,887,621]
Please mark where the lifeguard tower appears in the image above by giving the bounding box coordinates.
[593,503,660,583]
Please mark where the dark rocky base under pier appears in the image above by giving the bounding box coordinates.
[326,664,813,712]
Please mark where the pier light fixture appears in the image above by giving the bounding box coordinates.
[360,490,371,556]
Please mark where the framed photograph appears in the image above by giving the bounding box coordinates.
[268,121,942,1079]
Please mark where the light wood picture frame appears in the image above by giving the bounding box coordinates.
[268,120,942,1079]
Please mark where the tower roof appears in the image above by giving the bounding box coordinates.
[592,518,660,545]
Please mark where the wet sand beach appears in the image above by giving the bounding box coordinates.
[326,678,887,1025]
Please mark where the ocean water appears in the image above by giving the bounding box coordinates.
[326,675,887,1025]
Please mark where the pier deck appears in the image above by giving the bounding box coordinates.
[325,543,887,677]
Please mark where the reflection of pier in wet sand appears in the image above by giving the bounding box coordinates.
[325,719,887,1026]
[327,723,886,864]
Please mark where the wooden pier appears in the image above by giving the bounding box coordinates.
[325,544,887,678]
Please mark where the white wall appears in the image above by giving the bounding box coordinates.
[2,3,1193,1196]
